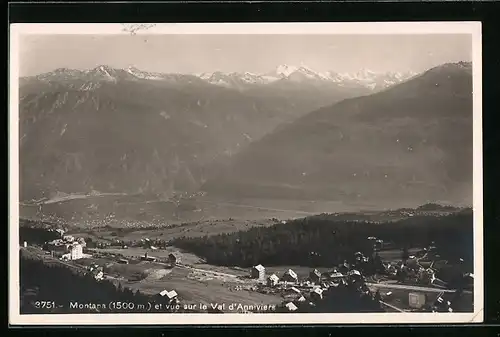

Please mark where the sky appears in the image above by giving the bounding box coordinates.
[19,34,472,76]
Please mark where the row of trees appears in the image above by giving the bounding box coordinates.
[19,226,61,245]
[171,210,473,268]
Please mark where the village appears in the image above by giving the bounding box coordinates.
[21,224,473,314]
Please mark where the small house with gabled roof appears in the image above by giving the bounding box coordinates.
[309,269,322,284]
[282,269,298,283]
[267,273,279,287]
[251,264,266,281]
[285,302,298,312]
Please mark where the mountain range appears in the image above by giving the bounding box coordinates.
[18,62,472,210]
[202,62,473,207]
[23,64,417,92]
[19,64,390,201]
[199,64,417,91]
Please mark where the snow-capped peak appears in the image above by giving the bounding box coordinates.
[125,66,167,80]
[272,64,332,81]
[89,65,118,81]
[275,64,299,77]
[199,72,213,80]
[126,65,140,73]
[193,64,419,90]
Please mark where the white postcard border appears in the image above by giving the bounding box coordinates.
[9,22,483,325]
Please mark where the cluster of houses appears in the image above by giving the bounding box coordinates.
[45,233,89,261]
[251,262,367,286]
[383,244,459,288]
[250,262,370,312]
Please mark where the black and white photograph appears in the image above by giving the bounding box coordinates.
[9,22,483,325]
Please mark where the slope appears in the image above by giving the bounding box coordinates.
[202,62,473,207]
[18,66,364,201]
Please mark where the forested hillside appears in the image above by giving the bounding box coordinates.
[171,209,473,268]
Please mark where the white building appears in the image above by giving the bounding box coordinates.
[311,287,324,301]
[166,290,178,300]
[267,274,279,287]
[94,271,104,281]
[329,272,345,279]
[252,264,266,281]
[69,243,83,260]
[285,302,298,312]
[408,292,426,309]
[282,269,298,283]
[348,269,362,278]
[160,289,179,304]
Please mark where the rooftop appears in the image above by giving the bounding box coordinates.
[166,290,178,299]
[269,274,279,281]
[284,269,298,278]
[254,264,265,271]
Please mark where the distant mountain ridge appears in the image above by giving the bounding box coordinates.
[25,64,419,92]
[200,64,418,91]
[18,64,371,201]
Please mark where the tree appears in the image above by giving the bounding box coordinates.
[170,211,473,268]
[402,247,409,263]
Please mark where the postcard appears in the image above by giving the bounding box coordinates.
[9,22,483,325]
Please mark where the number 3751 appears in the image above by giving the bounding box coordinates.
[33,301,56,309]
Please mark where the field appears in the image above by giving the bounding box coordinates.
[124,266,282,310]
